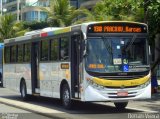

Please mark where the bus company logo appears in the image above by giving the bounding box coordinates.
[118,73,128,76]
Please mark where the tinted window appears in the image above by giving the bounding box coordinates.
[5,47,10,63]
[51,39,58,61]
[18,45,23,62]
[11,45,17,63]
[60,37,69,60]
[41,40,49,61]
[24,43,31,62]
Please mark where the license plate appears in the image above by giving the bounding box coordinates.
[117,91,128,96]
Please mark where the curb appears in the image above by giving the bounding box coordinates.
[0,97,66,119]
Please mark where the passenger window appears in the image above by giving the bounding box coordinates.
[24,43,31,62]
[5,47,10,63]
[11,45,17,63]
[41,40,49,61]
[60,37,69,61]
[51,39,58,61]
[17,45,23,62]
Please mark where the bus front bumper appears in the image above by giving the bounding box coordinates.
[83,84,151,102]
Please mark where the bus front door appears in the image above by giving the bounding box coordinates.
[31,42,40,94]
[71,34,82,98]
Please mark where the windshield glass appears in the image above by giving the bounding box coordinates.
[85,37,149,73]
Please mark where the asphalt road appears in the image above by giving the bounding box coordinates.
[0,103,53,119]
[0,87,159,119]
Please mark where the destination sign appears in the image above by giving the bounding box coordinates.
[87,22,147,33]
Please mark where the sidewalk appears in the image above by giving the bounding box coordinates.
[130,92,160,113]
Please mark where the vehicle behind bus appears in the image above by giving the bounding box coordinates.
[0,43,4,86]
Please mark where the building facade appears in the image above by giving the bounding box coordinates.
[1,0,101,22]
[70,0,101,10]
[2,0,49,22]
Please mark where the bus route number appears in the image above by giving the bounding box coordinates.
[94,26,103,32]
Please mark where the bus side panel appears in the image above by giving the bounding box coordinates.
[3,64,17,91]
[58,62,71,98]
[15,64,32,94]
[39,62,57,97]
[3,64,32,94]
[39,62,71,99]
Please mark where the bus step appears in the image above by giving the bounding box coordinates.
[35,88,40,93]
[75,92,81,98]
[32,93,40,96]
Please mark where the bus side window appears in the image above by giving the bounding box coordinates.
[40,40,49,61]
[10,45,17,63]
[5,46,10,63]
[24,43,31,62]
[60,37,69,61]
[51,39,58,61]
[17,45,23,62]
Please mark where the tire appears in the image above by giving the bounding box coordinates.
[0,73,3,87]
[114,102,128,110]
[62,84,72,109]
[20,81,28,101]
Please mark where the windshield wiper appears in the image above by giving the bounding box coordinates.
[125,35,136,51]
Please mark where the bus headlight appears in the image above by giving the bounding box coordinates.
[86,77,104,90]
[138,80,150,89]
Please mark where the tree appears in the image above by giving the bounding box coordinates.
[146,0,160,73]
[91,0,144,21]
[13,22,29,37]
[23,21,50,30]
[0,14,15,41]
[0,14,29,41]
[43,0,92,27]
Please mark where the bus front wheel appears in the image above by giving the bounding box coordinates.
[114,102,128,110]
[20,81,28,101]
[62,84,72,109]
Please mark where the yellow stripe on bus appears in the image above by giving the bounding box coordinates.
[93,73,150,87]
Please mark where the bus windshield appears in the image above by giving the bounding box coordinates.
[85,36,149,73]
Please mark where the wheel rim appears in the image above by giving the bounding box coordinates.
[63,87,70,106]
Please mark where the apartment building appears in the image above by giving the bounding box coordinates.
[70,0,101,9]
[2,0,49,22]
[1,0,101,22]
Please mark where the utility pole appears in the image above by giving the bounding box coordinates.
[17,0,20,21]
[0,0,2,16]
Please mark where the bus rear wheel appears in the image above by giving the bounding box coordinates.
[62,84,72,109]
[20,81,28,101]
[114,102,128,110]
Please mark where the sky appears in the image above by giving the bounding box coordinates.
[26,0,38,6]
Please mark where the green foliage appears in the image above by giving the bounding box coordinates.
[0,14,29,41]
[147,0,160,43]
[92,0,144,21]
[0,14,15,41]
[23,21,50,30]
[13,22,29,37]
[43,0,92,27]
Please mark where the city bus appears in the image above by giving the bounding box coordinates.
[0,43,4,86]
[3,21,151,109]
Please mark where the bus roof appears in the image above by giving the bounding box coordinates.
[4,21,147,45]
